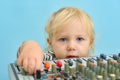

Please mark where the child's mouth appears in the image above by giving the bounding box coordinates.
[66,56,79,58]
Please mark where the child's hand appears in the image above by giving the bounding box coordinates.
[17,40,44,74]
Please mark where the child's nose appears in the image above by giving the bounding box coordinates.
[67,41,76,51]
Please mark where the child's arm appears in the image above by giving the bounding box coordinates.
[17,40,44,74]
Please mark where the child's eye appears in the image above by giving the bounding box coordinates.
[59,38,67,42]
[77,37,84,41]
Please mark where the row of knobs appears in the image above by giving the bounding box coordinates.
[21,53,120,80]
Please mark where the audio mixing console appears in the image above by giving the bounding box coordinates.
[8,54,120,80]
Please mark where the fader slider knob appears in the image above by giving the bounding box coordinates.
[100,54,106,60]
[65,62,69,72]
[68,59,73,66]
[118,53,120,57]
[76,58,82,63]
[44,62,50,69]
[36,70,41,79]
[113,54,118,60]
[109,74,116,80]
[56,60,62,67]
[97,75,103,80]
[52,64,57,73]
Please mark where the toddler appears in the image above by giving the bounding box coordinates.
[17,7,95,74]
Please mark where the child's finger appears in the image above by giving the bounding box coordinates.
[28,59,36,74]
[23,58,28,72]
[34,58,42,73]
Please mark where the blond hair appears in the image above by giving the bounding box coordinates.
[45,7,95,52]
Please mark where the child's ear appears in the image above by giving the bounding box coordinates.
[89,39,94,52]
[89,42,93,48]
[47,38,52,46]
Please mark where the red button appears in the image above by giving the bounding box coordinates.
[56,60,62,67]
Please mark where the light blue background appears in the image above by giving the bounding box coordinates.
[0,0,120,80]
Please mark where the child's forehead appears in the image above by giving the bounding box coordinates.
[55,19,86,32]
[55,17,81,29]
[54,26,89,38]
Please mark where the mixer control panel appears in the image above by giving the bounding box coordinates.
[8,54,120,80]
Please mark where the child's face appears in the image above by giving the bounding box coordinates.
[47,19,91,59]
